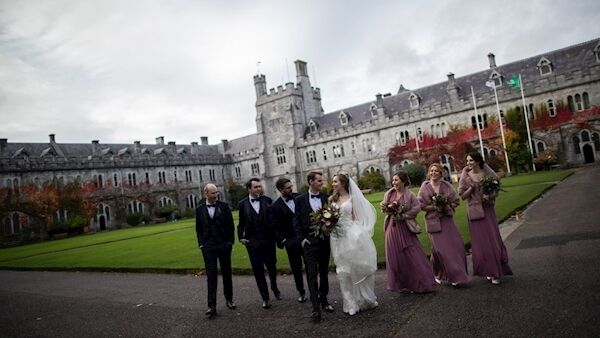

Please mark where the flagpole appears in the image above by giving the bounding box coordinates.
[492,83,512,174]
[470,86,485,159]
[519,74,536,172]
[413,124,420,153]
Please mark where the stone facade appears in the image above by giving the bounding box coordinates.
[2,38,600,234]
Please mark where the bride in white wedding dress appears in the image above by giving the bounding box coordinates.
[329,173,378,315]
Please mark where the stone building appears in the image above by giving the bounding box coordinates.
[2,38,599,235]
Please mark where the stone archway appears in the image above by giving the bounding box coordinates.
[99,215,106,231]
[583,144,595,163]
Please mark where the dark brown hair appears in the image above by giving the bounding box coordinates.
[307,171,322,184]
[467,151,485,169]
[393,171,411,186]
[275,177,291,191]
[245,177,261,190]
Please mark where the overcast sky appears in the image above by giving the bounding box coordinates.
[1,0,599,145]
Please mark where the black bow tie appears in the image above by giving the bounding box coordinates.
[283,197,293,202]
[206,204,215,209]
[251,198,260,203]
[310,194,320,199]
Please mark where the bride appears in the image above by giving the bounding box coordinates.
[329,173,378,315]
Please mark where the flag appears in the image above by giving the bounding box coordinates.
[506,75,520,88]
[485,80,496,88]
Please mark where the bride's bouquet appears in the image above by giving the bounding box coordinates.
[381,200,407,226]
[310,203,341,239]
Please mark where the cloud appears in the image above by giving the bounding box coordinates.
[0,0,598,145]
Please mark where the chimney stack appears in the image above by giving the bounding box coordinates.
[91,140,99,155]
[488,53,496,68]
[49,134,56,143]
[133,141,141,154]
[221,139,229,150]
[155,136,164,145]
[200,136,208,145]
[0,138,6,155]
[375,93,383,108]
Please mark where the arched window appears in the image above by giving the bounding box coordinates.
[490,70,503,87]
[409,93,420,109]
[547,99,556,117]
[369,103,378,118]
[537,57,552,76]
[490,149,497,157]
[308,120,318,133]
[128,201,144,214]
[583,92,590,110]
[159,196,173,208]
[573,136,581,154]
[581,130,590,142]
[568,95,575,112]
[185,194,199,210]
[574,94,583,111]
[537,141,545,153]
[339,112,349,126]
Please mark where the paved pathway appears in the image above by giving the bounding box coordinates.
[1,165,599,337]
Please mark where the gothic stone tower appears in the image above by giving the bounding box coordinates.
[253,60,323,192]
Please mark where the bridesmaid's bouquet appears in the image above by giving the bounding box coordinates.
[480,176,505,203]
[431,193,450,214]
[480,176,502,195]
[382,200,407,226]
[310,204,341,239]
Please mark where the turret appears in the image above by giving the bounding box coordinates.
[254,74,267,98]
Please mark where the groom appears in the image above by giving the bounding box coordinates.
[294,171,334,321]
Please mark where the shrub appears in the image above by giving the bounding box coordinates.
[126,213,145,226]
[357,171,386,191]
[401,163,427,187]
[155,204,178,219]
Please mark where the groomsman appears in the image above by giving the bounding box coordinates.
[195,184,236,318]
[238,178,280,309]
[269,177,307,303]
[294,172,334,321]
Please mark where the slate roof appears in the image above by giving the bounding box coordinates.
[308,38,600,134]
[0,141,222,161]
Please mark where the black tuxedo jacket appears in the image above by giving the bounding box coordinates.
[238,195,274,243]
[195,200,234,248]
[294,191,330,244]
[269,193,299,247]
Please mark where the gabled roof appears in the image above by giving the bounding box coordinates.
[306,38,600,134]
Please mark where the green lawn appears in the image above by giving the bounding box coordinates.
[0,170,572,273]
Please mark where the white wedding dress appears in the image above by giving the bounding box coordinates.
[330,179,378,315]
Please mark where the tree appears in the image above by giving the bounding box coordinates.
[504,108,534,173]
[226,179,247,210]
[357,171,386,191]
[401,163,427,187]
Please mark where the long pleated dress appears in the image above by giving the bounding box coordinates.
[458,166,513,279]
[418,180,470,284]
[384,189,437,293]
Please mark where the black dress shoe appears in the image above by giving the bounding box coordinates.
[262,300,271,309]
[297,294,307,303]
[205,307,216,318]
[226,300,236,310]
[321,303,334,313]
[274,291,282,300]
[310,311,321,320]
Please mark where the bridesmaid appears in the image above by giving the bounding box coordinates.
[381,171,436,293]
[458,152,513,285]
[418,163,469,286]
